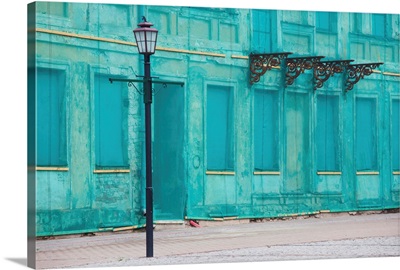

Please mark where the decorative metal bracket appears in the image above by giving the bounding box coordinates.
[313,60,354,90]
[345,62,384,91]
[249,52,292,84]
[109,77,184,95]
[285,56,325,86]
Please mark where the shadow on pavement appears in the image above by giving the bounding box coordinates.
[6,258,27,267]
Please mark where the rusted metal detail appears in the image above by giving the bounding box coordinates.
[345,62,384,91]
[285,56,325,86]
[313,60,354,90]
[249,52,292,84]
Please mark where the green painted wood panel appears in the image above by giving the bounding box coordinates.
[252,10,272,52]
[253,175,280,195]
[205,175,237,207]
[316,94,340,171]
[206,85,234,171]
[284,91,310,194]
[36,2,67,17]
[94,74,129,167]
[355,97,378,171]
[37,68,67,166]
[153,84,186,220]
[356,175,382,207]
[254,89,279,171]
[372,14,386,37]
[392,99,400,171]
[316,11,337,32]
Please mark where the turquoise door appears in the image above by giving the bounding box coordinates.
[153,84,186,220]
[284,90,310,194]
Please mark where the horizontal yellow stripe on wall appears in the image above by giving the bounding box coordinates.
[93,169,130,174]
[317,171,342,175]
[373,70,400,77]
[383,72,400,77]
[156,46,225,57]
[36,28,137,46]
[253,171,280,175]
[206,171,235,175]
[393,171,400,175]
[36,28,225,58]
[356,171,380,175]
[35,28,400,77]
[36,167,69,171]
[231,55,248,59]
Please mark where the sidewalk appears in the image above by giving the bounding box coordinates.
[35,212,400,269]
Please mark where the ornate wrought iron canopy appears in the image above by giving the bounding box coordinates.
[345,62,384,91]
[249,52,292,84]
[313,60,354,90]
[248,52,384,92]
[285,56,325,86]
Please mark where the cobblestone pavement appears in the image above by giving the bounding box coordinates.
[35,212,400,269]
[88,236,400,267]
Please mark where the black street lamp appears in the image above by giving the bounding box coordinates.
[133,17,158,258]
[110,17,181,256]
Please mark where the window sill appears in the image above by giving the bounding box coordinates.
[253,171,280,175]
[36,167,69,172]
[316,171,342,175]
[393,172,400,175]
[93,169,130,174]
[206,171,235,175]
[356,171,379,175]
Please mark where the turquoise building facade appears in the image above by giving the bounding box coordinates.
[28,2,400,236]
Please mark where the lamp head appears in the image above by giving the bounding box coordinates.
[133,19,158,55]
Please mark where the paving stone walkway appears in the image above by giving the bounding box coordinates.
[35,212,400,269]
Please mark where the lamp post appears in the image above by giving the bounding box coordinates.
[133,17,158,258]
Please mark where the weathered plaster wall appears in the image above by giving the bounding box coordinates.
[32,2,400,236]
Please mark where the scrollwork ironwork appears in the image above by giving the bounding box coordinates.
[127,80,144,94]
[249,52,292,84]
[109,77,183,95]
[313,60,354,90]
[285,56,325,86]
[345,63,383,91]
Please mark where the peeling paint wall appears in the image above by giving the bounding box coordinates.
[31,2,400,236]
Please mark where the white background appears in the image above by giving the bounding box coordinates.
[0,1,399,270]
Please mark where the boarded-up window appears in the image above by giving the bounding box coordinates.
[316,11,337,32]
[94,74,128,167]
[36,2,68,17]
[353,13,363,34]
[37,68,67,166]
[392,99,400,171]
[207,85,234,171]
[252,10,272,52]
[316,95,340,171]
[254,89,279,171]
[372,14,386,37]
[355,97,378,171]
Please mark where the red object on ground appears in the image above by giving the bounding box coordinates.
[189,220,201,227]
